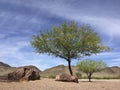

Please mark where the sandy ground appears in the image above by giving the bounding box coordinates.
[0,78,120,90]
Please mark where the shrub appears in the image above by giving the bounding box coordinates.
[48,75,55,79]
[76,73,82,79]
[77,59,106,82]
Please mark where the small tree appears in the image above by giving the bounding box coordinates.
[77,59,107,82]
[31,22,109,76]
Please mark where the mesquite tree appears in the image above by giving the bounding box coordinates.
[77,59,107,82]
[31,22,109,76]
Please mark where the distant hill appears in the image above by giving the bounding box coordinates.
[18,65,42,72]
[0,62,41,76]
[41,65,120,79]
[0,62,11,67]
[40,65,78,77]
[0,62,15,76]
[0,61,120,79]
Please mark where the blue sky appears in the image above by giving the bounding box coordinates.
[0,0,120,70]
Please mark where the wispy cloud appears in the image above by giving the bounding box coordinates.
[0,33,67,70]
[107,58,120,67]
[82,51,120,67]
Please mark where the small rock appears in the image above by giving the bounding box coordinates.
[56,73,78,83]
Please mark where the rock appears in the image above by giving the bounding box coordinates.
[56,73,78,83]
[8,67,40,81]
[8,68,24,81]
[70,76,79,83]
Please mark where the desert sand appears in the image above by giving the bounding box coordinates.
[0,78,120,90]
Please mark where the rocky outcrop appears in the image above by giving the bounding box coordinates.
[8,67,40,81]
[56,73,78,83]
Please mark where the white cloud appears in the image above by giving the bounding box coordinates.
[28,0,120,37]
[94,52,120,57]
[0,42,27,60]
[79,16,120,36]
[0,36,67,70]
[110,58,120,62]
[107,59,120,67]
[109,58,120,66]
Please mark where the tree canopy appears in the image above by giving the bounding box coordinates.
[31,22,109,76]
[77,59,107,82]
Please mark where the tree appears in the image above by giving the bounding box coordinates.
[31,22,109,76]
[77,59,107,82]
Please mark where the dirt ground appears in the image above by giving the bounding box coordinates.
[0,78,120,90]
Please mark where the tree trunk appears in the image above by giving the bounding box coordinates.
[68,60,73,76]
[88,73,92,82]
[88,76,91,82]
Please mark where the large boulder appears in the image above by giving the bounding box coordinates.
[8,67,40,81]
[56,73,78,83]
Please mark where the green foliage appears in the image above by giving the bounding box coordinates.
[31,22,109,59]
[77,59,107,81]
[31,21,110,75]
[76,72,82,79]
[81,76,120,79]
[48,75,56,79]
[101,76,120,79]
[77,59,107,73]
